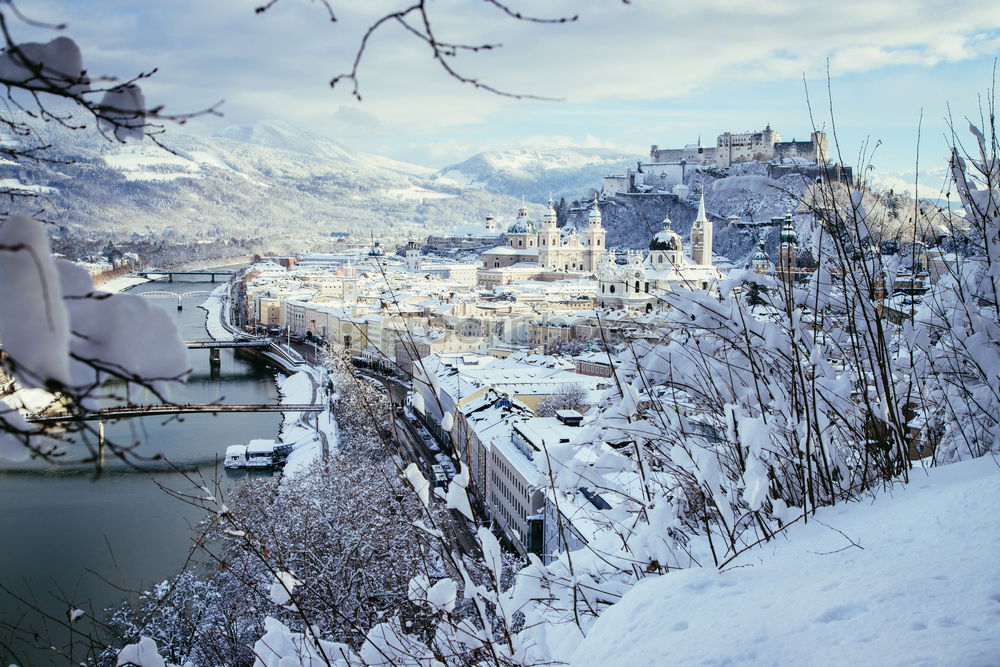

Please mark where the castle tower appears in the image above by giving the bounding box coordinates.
[690,192,713,266]
[649,209,683,268]
[778,211,797,283]
[405,239,421,272]
[538,197,561,269]
[811,131,829,164]
[582,196,606,272]
[506,203,536,249]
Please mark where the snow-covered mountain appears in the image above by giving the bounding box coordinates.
[0,117,525,248]
[434,147,635,203]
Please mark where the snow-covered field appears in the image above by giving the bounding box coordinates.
[570,456,1000,666]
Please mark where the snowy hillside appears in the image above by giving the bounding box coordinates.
[0,116,522,246]
[570,456,1000,666]
[435,147,634,203]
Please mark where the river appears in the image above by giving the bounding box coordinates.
[0,276,283,665]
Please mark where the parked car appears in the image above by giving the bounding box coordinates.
[431,464,448,489]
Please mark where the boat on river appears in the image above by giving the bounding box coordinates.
[224,439,293,469]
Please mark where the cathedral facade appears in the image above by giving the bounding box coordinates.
[478,199,607,286]
[597,194,722,311]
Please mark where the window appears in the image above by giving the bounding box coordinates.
[635,280,640,292]
[610,284,615,293]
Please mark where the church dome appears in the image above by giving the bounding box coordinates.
[649,211,681,251]
[507,219,528,234]
[368,240,384,257]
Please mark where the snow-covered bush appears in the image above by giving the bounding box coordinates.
[0,215,189,462]
[911,122,1000,461]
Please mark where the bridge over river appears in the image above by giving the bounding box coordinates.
[138,270,235,283]
[29,403,325,424]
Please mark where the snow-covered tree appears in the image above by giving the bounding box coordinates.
[535,382,588,417]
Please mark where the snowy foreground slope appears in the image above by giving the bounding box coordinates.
[570,457,1000,666]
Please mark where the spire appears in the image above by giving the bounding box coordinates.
[662,209,672,232]
[695,191,708,223]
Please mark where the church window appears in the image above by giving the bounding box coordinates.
[635,280,640,292]
[645,282,650,293]
[518,240,523,247]
[610,284,616,294]
[495,261,500,267]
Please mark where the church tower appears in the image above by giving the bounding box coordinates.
[537,197,560,269]
[778,211,797,284]
[582,196,606,272]
[689,192,713,266]
[404,239,421,272]
[484,214,497,234]
[342,261,359,303]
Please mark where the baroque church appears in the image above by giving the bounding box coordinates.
[597,194,722,311]
[477,198,606,287]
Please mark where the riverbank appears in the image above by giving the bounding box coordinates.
[99,274,150,293]
[198,278,338,479]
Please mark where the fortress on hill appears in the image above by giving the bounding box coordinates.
[603,126,837,195]
[650,126,828,168]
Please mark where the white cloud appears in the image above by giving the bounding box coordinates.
[7,0,1000,170]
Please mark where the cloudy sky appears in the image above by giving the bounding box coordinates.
[16,0,1000,194]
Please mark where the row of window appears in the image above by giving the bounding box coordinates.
[601,282,651,294]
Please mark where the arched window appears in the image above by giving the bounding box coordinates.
[635,280,640,292]
[610,284,616,293]
[645,282,649,293]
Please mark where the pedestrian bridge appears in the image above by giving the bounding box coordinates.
[140,291,213,310]
[29,403,325,424]
[139,270,234,283]
[185,339,270,349]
